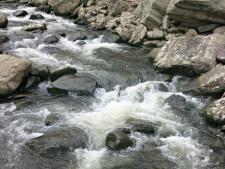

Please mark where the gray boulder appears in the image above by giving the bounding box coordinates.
[0,14,8,28]
[154,35,225,76]
[135,0,170,29]
[106,128,134,151]
[0,54,31,96]
[48,73,98,95]
[53,0,80,16]
[167,0,225,28]
[182,65,225,95]
[25,127,88,158]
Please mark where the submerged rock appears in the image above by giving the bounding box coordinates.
[0,35,9,44]
[25,127,88,157]
[13,10,28,17]
[126,118,159,134]
[0,14,8,28]
[48,74,98,96]
[43,35,59,44]
[165,94,189,113]
[154,35,225,76]
[204,97,225,125]
[0,54,31,96]
[106,128,134,151]
[21,23,47,32]
[100,31,121,43]
[29,13,44,20]
[45,113,61,126]
[49,66,77,82]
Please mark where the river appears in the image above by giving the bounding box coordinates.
[0,2,225,169]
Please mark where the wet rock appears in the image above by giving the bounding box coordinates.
[57,31,66,37]
[46,18,57,22]
[126,118,159,134]
[25,127,88,158]
[0,14,8,28]
[0,35,9,44]
[21,23,47,32]
[143,40,165,48]
[49,66,77,82]
[100,31,121,43]
[45,113,61,126]
[182,65,225,95]
[147,28,164,40]
[43,35,59,44]
[203,97,225,125]
[19,75,41,92]
[165,94,186,112]
[154,35,225,76]
[68,32,87,42]
[76,41,86,46]
[13,10,28,17]
[48,74,98,96]
[0,54,31,96]
[30,64,49,81]
[37,5,51,14]
[106,128,134,151]
[29,13,44,20]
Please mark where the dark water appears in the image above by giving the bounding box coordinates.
[0,3,225,169]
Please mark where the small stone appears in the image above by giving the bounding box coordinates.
[185,29,198,37]
[29,13,44,20]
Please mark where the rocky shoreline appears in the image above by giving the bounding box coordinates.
[1,0,225,131]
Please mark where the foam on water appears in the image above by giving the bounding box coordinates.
[66,81,211,169]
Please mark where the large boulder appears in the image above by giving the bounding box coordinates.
[53,0,80,16]
[25,126,88,156]
[203,97,225,125]
[154,35,225,76]
[0,54,31,96]
[135,0,170,29]
[0,14,8,28]
[48,73,98,95]
[182,65,225,95]
[167,0,225,28]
